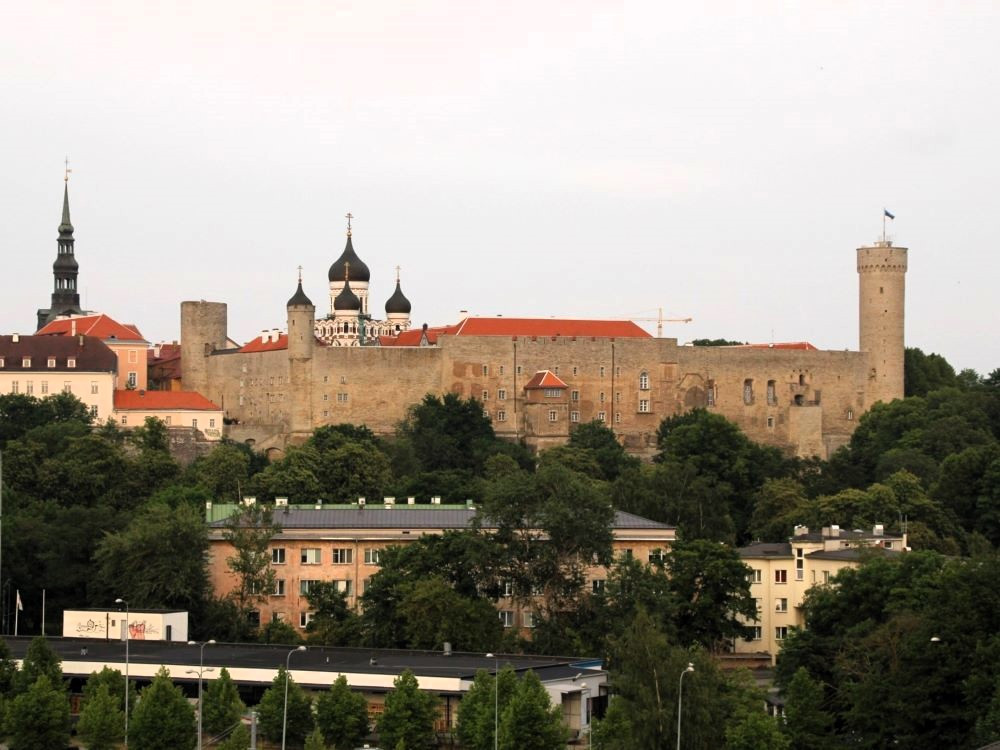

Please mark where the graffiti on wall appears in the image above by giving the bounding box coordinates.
[74,618,107,636]
[128,620,160,640]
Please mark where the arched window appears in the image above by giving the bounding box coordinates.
[639,371,649,391]
[743,379,754,405]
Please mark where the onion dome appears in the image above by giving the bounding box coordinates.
[385,280,411,315]
[287,279,313,308]
[334,277,361,311]
[328,235,370,283]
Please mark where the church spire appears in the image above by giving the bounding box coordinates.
[58,182,74,236]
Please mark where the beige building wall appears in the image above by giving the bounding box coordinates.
[0,370,114,422]
[115,407,223,439]
[858,243,907,405]
[107,342,148,391]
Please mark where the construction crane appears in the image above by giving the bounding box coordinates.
[627,308,693,338]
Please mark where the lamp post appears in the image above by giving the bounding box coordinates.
[486,652,499,750]
[676,662,694,750]
[187,639,216,750]
[281,645,307,750]
[115,598,130,748]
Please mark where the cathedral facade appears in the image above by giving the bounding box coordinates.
[180,228,908,460]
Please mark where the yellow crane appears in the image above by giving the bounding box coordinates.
[627,308,693,338]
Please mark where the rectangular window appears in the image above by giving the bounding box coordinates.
[619,548,633,561]
[497,389,506,401]
[523,611,536,628]
[751,569,762,584]
[299,611,314,628]
[600,366,605,378]
[499,610,515,628]
[753,597,762,612]
[22,357,31,368]
[572,366,578,375]
[337,393,349,403]
[823,571,831,584]
[615,412,621,424]
[272,579,286,596]
[48,357,56,368]
[90,405,98,418]
[571,390,579,402]
[483,409,490,419]
[743,379,754,405]
[271,548,286,564]
[91,381,98,394]
[548,410,557,422]
[570,410,580,423]
[482,390,489,401]
[192,419,198,430]
[747,626,762,642]
[767,416,775,428]
[120,415,127,425]
[63,382,71,393]
[597,411,606,423]
[299,579,320,595]
[209,418,216,428]
[496,410,506,422]
[776,598,788,612]
[25,381,33,395]
[707,383,716,406]
[41,381,48,394]
[482,365,489,376]
[499,365,504,375]
[128,350,138,363]
[364,548,382,565]
[775,570,787,584]
[544,388,562,398]
[331,548,353,564]
[638,399,650,413]
[775,626,788,641]
[639,372,649,390]
[300,548,322,565]
[0,357,4,367]
[502,581,514,597]
[165,416,171,425]
[68,358,76,369]
[599,391,605,403]
[323,375,329,383]
[10,381,18,394]
[648,548,664,563]
[333,579,353,595]
[592,579,605,593]
[847,409,854,421]
[767,380,777,405]
[516,365,522,375]
[323,394,329,401]
[340,375,347,384]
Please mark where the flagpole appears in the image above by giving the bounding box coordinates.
[14,590,18,637]
[42,589,46,635]
[882,210,886,244]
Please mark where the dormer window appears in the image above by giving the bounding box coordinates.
[48,357,56,368]
[67,358,77,369]
[0,357,5,368]
[22,357,31,368]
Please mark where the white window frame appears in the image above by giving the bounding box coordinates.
[364,548,382,565]
[639,371,649,390]
[301,548,322,565]
[271,548,286,564]
[332,548,353,564]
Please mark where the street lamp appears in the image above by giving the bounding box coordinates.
[676,662,694,750]
[486,653,499,750]
[187,639,217,750]
[281,645,307,750]
[115,598,130,749]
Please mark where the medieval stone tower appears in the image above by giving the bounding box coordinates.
[286,277,316,436]
[857,241,908,405]
[180,300,228,400]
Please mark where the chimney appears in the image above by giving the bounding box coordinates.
[407,497,415,505]
[830,524,840,537]
[793,525,808,537]
[71,320,76,336]
[873,524,884,536]
[11,333,18,343]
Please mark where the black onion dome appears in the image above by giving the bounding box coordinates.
[287,280,313,308]
[334,278,361,311]
[328,235,370,283]
[384,280,411,315]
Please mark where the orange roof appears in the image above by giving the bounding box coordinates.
[380,325,461,347]
[732,342,818,351]
[240,333,289,352]
[37,314,147,343]
[114,390,220,411]
[523,370,569,389]
[452,317,651,338]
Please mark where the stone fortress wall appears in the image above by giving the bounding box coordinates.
[181,242,907,459]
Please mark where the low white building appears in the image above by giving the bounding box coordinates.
[62,609,189,642]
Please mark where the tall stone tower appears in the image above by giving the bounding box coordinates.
[286,276,316,436]
[180,301,228,399]
[36,181,84,330]
[857,240,908,405]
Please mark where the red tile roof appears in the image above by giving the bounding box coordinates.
[114,390,220,411]
[732,342,818,351]
[240,333,289,352]
[380,325,461,347]
[452,317,651,338]
[37,314,147,343]
[523,370,569,389]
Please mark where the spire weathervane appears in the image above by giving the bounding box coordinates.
[395,265,401,283]
[64,157,72,183]
[345,212,353,237]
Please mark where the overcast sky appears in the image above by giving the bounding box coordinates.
[2,1,997,373]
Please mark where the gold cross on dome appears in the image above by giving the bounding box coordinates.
[345,212,353,236]
[297,265,303,283]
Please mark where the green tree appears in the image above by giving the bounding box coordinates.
[192,441,253,501]
[591,696,633,750]
[92,501,210,611]
[0,638,19,695]
[305,726,328,750]
[6,675,70,750]
[398,392,498,473]
[904,347,957,397]
[725,711,790,750]
[304,582,363,646]
[76,682,124,750]
[249,444,323,503]
[498,670,567,750]
[397,576,502,651]
[81,666,136,722]
[781,668,833,750]
[749,479,807,542]
[202,667,246,737]
[257,618,304,645]
[257,666,314,745]
[377,670,439,750]
[216,722,251,750]
[128,667,197,750]
[457,666,518,750]
[14,636,63,694]
[223,501,281,632]
[315,675,370,750]
[565,419,639,481]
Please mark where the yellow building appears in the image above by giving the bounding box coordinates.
[736,525,906,662]
[0,333,116,422]
[206,500,676,633]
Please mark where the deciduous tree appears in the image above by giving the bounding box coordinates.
[76,682,124,750]
[6,675,70,750]
[128,667,196,750]
[315,675,370,750]
[498,670,567,750]
[377,669,439,750]
[256,667,314,745]
[202,667,246,737]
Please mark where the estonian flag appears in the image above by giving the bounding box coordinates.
[884,209,895,220]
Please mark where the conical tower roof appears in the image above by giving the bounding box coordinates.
[58,183,74,236]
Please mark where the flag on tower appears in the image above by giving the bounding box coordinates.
[884,209,895,220]
[15,590,23,611]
